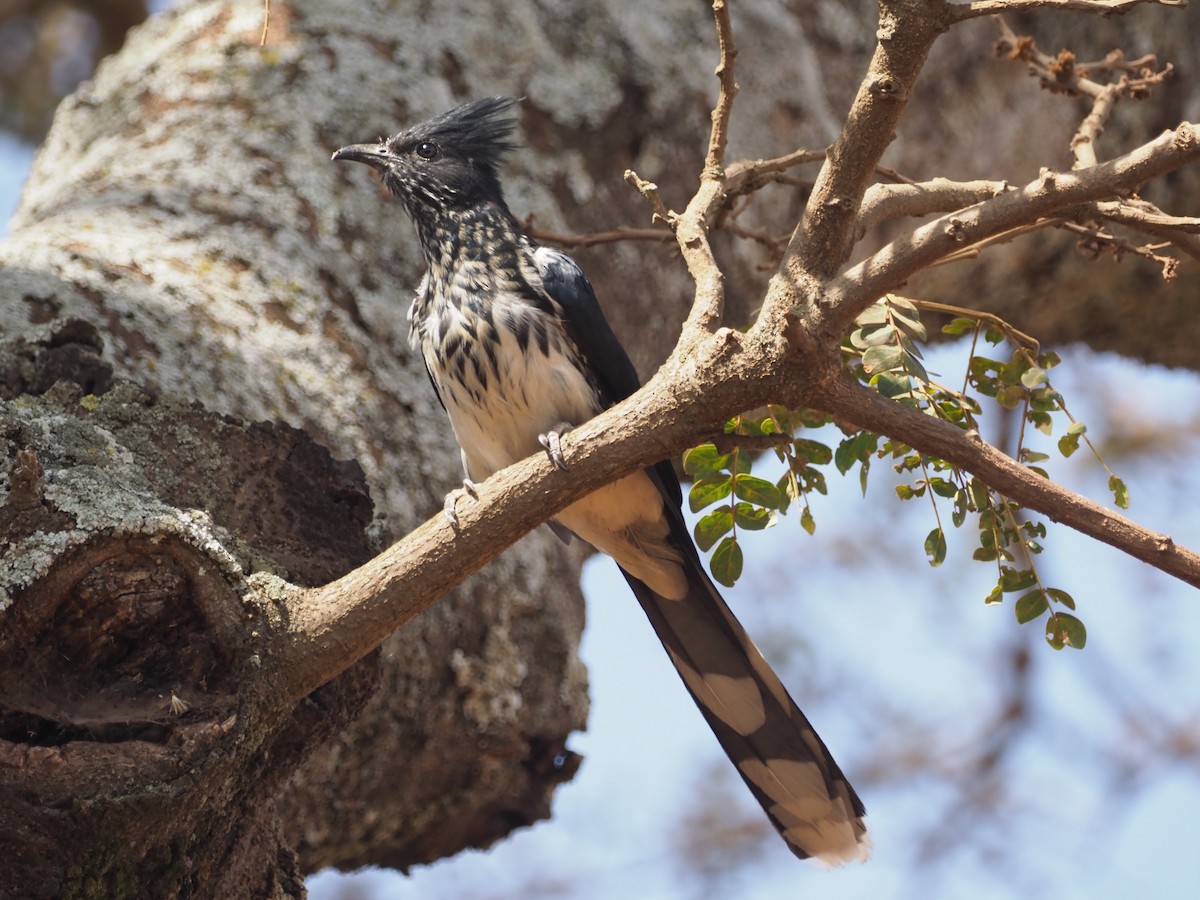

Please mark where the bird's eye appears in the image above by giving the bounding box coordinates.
[415,141,439,160]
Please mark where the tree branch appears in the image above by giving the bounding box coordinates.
[782,0,945,285]
[811,375,1200,589]
[821,123,1200,340]
[856,178,1013,239]
[704,0,738,180]
[277,327,784,703]
[948,0,1186,24]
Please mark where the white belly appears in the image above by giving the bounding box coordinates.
[423,294,687,599]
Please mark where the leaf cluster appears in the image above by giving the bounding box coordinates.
[683,296,1130,651]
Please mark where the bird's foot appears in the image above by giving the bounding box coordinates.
[538,423,574,471]
[443,478,480,528]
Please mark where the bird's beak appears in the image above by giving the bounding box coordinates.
[331,143,393,171]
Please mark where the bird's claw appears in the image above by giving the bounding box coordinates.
[443,478,479,528]
[538,424,573,471]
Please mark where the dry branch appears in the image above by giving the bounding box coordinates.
[823,123,1200,339]
[948,0,1186,24]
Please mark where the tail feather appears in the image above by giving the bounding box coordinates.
[619,515,870,864]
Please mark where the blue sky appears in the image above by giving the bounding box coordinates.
[5,108,1199,900]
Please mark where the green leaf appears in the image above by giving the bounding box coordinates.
[1058,432,1082,458]
[851,322,897,350]
[1066,421,1087,436]
[855,303,890,326]
[1046,587,1076,610]
[1048,612,1087,649]
[952,490,969,527]
[733,502,772,531]
[984,582,1003,605]
[862,344,904,374]
[775,473,796,514]
[710,536,744,587]
[996,384,1026,409]
[942,316,977,336]
[969,356,1002,377]
[1020,450,1050,464]
[931,477,959,499]
[969,477,991,513]
[1000,566,1037,593]
[1029,410,1053,435]
[733,474,783,508]
[1109,475,1130,509]
[1028,386,1061,412]
[793,439,832,466]
[835,432,878,474]
[925,527,947,567]
[874,371,913,399]
[891,308,928,342]
[1015,589,1049,624]
[683,444,728,476]
[694,508,734,551]
[688,475,732,513]
[800,506,816,535]
[802,466,827,496]
[1020,367,1048,389]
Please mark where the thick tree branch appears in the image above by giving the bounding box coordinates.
[811,375,1200,588]
[783,0,945,285]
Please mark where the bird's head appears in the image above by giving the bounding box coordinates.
[333,97,518,220]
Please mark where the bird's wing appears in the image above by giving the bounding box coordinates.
[528,243,682,507]
[529,244,642,402]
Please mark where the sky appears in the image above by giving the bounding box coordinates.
[4,70,1200,900]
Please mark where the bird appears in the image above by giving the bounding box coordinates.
[333,96,869,865]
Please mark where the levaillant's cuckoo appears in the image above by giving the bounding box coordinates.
[334,97,868,864]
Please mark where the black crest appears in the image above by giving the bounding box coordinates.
[375,97,519,210]
[393,97,518,171]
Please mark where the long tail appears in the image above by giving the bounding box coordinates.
[619,506,870,864]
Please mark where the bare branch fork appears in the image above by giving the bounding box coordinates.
[274,0,1197,704]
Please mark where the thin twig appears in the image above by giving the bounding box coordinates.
[623,170,675,227]
[907,299,1042,352]
[259,0,270,46]
[994,18,1175,170]
[949,0,1186,24]
[523,221,674,249]
[704,0,739,179]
